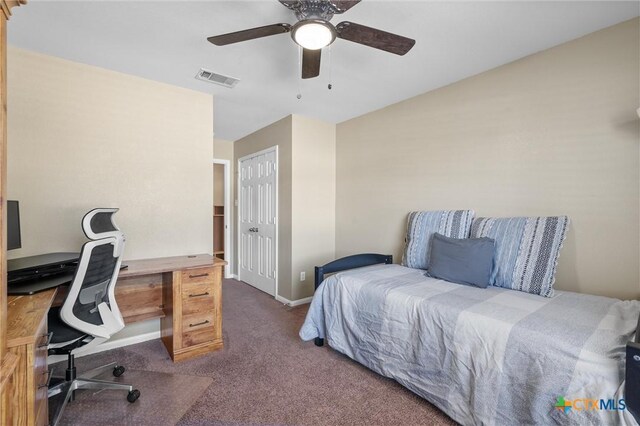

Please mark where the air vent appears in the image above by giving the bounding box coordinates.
[195,68,240,88]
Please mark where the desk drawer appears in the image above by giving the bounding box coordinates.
[181,267,215,316]
[181,290,215,316]
[182,267,215,287]
[182,312,216,347]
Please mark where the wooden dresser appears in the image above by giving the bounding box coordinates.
[6,289,56,426]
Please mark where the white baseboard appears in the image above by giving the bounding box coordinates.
[229,274,238,279]
[78,330,161,359]
[275,295,313,307]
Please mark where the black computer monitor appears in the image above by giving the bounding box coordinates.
[8,200,21,250]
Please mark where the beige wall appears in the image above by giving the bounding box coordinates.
[213,138,234,162]
[7,47,214,261]
[234,115,336,300]
[336,18,640,300]
[234,116,294,299]
[291,116,336,300]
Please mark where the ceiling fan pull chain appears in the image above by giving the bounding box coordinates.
[297,45,303,99]
[327,45,333,91]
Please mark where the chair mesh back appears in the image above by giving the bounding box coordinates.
[90,212,118,234]
[72,242,118,326]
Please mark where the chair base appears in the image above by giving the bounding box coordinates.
[48,361,140,426]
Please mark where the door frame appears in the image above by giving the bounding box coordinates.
[237,145,279,298]
[213,158,232,279]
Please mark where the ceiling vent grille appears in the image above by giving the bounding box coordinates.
[195,68,240,88]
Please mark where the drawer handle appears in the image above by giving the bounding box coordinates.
[38,332,53,348]
[189,320,210,328]
[189,292,210,298]
[189,273,210,279]
[39,369,52,389]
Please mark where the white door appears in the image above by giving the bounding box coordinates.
[239,148,277,296]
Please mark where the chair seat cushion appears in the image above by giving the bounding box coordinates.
[48,307,87,344]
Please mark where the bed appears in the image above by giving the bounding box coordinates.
[300,254,640,426]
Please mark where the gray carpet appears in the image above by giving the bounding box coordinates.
[52,279,456,425]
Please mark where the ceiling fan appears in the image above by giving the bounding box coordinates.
[207,0,416,79]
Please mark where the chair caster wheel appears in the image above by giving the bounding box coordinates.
[127,389,140,403]
[113,366,126,377]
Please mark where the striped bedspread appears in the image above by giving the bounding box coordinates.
[300,264,640,425]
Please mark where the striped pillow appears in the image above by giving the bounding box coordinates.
[470,216,569,297]
[402,210,475,270]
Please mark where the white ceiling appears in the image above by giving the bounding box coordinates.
[7,1,639,141]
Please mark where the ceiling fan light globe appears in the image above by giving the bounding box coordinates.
[293,21,335,50]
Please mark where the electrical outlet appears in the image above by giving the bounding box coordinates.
[300,272,306,281]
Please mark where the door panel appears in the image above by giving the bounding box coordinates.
[239,149,277,296]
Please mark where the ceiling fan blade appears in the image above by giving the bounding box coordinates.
[208,23,291,46]
[336,21,415,55]
[329,1,361,13]
[302,48,321,79]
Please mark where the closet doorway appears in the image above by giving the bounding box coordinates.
[213,159,231,278]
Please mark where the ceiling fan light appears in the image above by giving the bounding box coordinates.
[293,21,335,50]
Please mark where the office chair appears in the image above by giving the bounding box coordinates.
[47,208,140,426]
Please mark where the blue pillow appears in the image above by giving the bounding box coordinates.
[470,216,569,297]
[426,233,495,288]
[402,210,475,270]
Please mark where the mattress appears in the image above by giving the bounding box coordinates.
[300,264,640,425]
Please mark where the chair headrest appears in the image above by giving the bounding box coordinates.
[82,208,120,237]
[82,208,125,256]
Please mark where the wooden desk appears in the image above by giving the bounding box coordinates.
[6,254,225,425]
[116,254,226,362]
[6,289,56,426]
[53,254,225,361]
[116,254,220,324]
[53,254,227,324]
